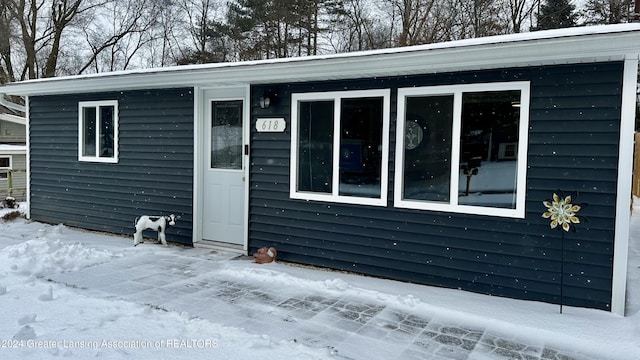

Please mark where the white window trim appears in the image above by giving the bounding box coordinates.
[0,155,11,180]
[290,89,391,206]
[78,100,119,163]
[394,81,530,218]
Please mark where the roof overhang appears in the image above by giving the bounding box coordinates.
[0,113,26,125]
[0,144,26,154]
[0,95,26,113]
[2,24,640,96]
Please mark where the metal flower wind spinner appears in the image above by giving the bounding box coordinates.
[541,191,584,314]
[542,193,581,232]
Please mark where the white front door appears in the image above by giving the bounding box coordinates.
[202,88,247,246]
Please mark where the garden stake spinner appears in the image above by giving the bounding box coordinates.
[542,192,583,314]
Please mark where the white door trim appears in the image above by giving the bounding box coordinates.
[193,86,203,246]
[192,85,250,254]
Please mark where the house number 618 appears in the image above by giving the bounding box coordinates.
[256,118,286,133]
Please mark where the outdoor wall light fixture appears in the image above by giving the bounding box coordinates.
[259,89,278,109]
[259,95,271,109]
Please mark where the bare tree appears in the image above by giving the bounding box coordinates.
[182,0,217,62]
[0,0,178,80]
[328,0,391,52]
[390,0,437,46]
[42,0,84,77]
[0,0,590,81]
[381,0,460,46]
[505,0,539,33]
[77,0,163,73]
[5,0,47,79]
[157,2,189,66]
[457,0,506,38]
[149,1,185,67]
[0,2,16,84]
[4,0,110,79]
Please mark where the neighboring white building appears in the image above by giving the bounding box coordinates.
[0,97,27,201]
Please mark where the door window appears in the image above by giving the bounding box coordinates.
[211,100,243,169]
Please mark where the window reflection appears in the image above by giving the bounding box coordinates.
[398,86,524,212]
[294,93,386,200]
[82,107,97,157]
[402,95,454,202]
[459,91,520,209]
[339,98,383,198]
[211,100,243,169]
[100,106,114,158]
[297,101,333,193]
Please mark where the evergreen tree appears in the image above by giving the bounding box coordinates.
[582,0,633,25]
[534,0,579,30]
[175,20,232,65]
[226,0,339,60]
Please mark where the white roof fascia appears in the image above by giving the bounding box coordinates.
[0,144,26,154]
[0,94,26,113]
[2,24,640,96]
[0,113,26,125]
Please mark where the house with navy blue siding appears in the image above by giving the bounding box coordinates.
[1,24,639,315]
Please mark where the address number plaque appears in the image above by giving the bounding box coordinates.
[256,118,286,133]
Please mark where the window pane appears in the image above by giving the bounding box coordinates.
[211,100,243,169]
[99,106,115,158]
[459,90,521,208]
[0,157,8,179]
[297,101,333,193]
[339,97,383,198]
[82,107,96,157]
[402,95,454,202]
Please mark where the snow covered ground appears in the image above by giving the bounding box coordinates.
[0,203,639,359]
[0,206,331,359]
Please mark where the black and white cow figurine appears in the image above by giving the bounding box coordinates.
[133,214,178,246]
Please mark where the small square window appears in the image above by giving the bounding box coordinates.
[0,156,10,180]
[78,100,118,163]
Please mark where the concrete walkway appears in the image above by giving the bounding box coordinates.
[48,246,606,360]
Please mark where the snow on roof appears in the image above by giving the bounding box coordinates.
[2,24,640,96]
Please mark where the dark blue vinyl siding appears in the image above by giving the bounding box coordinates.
[29,88,194,245]
[249,62,623,310]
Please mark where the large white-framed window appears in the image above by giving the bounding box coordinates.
[291,89,391,206]
[78,100,119,163]
[394,82,530,218]
[0,156,11,180]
